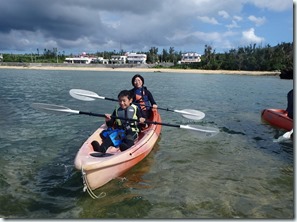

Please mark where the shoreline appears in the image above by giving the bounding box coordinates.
[0,65,280,76]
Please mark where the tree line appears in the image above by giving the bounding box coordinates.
[1,42,293,72]
[192,42,293,71]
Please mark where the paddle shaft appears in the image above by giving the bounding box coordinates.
[101,96,158,110]
[100,96,182,113]
[79,111,180,128]
[97,95,156,109]
[69,89,205,120]
[109,99,174,112]
[101,97,118,102]
[79,111,142,123]
[100,97,177,116]
[99,97,200,116]
[80,111,210,131]
[145,120,180,128]
[80,111,141,124]
[32,103,218,134]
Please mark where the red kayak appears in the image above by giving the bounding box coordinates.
[74,109,162,192]
[261,109,293,131]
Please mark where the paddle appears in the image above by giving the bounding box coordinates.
[283,129,293,139]
[69,89,205,121]
[31,103,219,136]
[273,129,293,142]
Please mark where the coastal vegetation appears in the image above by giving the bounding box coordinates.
[1,42,293,72]
[165,42,293,72]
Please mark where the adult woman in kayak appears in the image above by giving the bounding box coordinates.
[130,74,158,119]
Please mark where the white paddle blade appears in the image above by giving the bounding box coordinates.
[274,129,293,142]
[69,89,100,101]
[283,129,293,139]
[180,125,219,137]
[177,109,206,120]
[31,103,79,114]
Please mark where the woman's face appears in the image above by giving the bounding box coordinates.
[133,77,143,88]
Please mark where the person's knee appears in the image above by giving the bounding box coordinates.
[119,143,129,151]
[92,137,113,153]
[91,141,100,151]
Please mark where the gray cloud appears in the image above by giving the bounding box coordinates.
[0,0,292,54]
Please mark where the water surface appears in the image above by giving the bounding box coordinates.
[0,69,293,219]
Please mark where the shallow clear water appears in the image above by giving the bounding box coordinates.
[0,69,293,219]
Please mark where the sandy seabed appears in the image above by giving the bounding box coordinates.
[0,65,280,76]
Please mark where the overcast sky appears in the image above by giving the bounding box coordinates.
[0,0,293,55]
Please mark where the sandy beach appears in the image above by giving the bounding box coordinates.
[0,64,280,76]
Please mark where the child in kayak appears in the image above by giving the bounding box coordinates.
[130,74,158,119]
[92,90,145,153]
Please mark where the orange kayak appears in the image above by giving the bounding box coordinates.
[261,109,293,131]
[74,109,161,191]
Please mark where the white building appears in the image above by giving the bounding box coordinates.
[126,52,147,64]
[64,56,107,64]
[90,57,108,64]
[110,55,127,64]
[64,52,147,65]
[180,52,201,63]
[64,56,93,64]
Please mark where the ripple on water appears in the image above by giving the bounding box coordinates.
[0,70,293,218]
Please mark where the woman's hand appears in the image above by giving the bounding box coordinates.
[139,117,146,123]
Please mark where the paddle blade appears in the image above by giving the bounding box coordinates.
[177,109,205,120]
[31,103,79,114]
[69,89,98,101]
[180,125,219,137]
[273,129,293,142]
[283,129,293,139]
